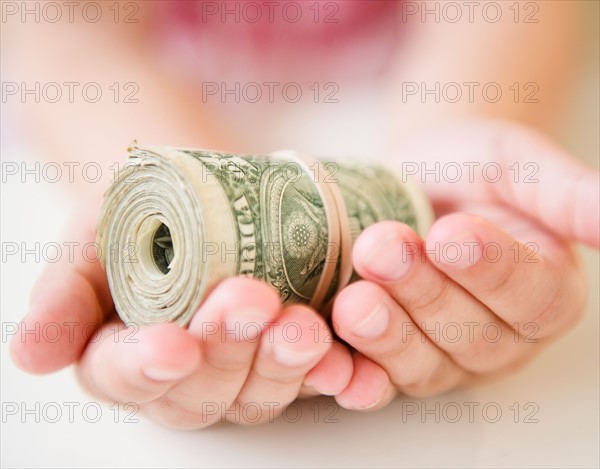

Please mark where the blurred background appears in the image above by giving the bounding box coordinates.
[1,1,598,467]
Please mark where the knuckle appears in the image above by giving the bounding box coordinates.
[527,261,584,336]
[450,320,503,364]
[381,329,421,363]
[149,396,214,430]
[252,365,302,388]
[477,262,516,297]
[405,275,452,319]
[373,332,426,387]
[203,357,251,380]
[530,284,563,331]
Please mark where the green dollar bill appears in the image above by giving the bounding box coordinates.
[97,145,433,325]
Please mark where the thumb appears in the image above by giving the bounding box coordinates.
[396,119,600,248]
[489,124,599,248]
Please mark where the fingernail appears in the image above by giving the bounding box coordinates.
[272,345,323,367]
[364,235,413,281]
[305,379,344,396]
[302,378,316,390]
[349,395,384,411]
[439,231,482,268]
[351,302,389,338]
[143,366,189,382]
[301,380,322,396]
[223,309,273,341]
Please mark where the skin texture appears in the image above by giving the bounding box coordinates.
[5,2,599,427]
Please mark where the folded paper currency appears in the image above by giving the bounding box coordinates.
[96,143,433,325]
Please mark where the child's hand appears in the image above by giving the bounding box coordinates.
[10,201,353,429]
[11,119,598,424]
[330,119,599,410]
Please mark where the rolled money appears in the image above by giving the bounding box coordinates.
[96,143,433,326]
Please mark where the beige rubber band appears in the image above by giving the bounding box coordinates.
[299,155,354,305]
[267,150,343,309]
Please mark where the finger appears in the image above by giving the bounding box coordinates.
[143,277,281,429]
[352,221,528,372]
[302,341,354,396]
[11,194,113,374]
[231,305,331,424]
[76,322,200,404]
[425,213,586,338]
[332,280,464,396]
[335,354,396,411]
[490,127,600,248]
[407,120,600,247]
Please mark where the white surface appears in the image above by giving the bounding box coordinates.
[1,147,599,468]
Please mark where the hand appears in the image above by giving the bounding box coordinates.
[10,197,353,429]
[330,119,599,410]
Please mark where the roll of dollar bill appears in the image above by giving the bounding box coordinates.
[96,143,433,326]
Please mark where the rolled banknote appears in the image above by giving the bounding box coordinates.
[96,143,433,326]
